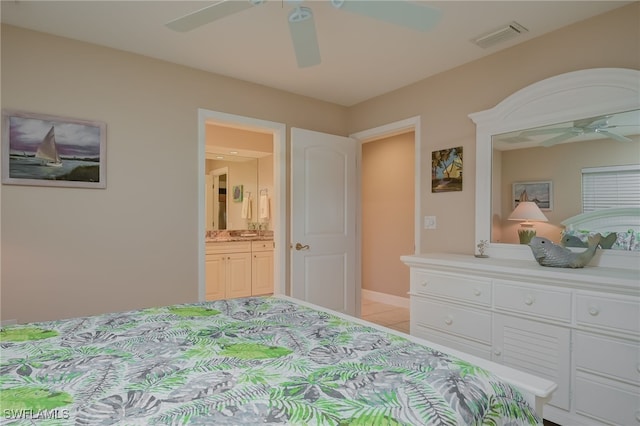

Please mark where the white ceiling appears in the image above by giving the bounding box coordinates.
[0,1,632,106]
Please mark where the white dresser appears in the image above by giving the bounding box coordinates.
[402,253,640,426]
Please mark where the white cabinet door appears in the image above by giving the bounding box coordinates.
[205,255,226,301]
[493,314,571,411]
[252,250,274,296]
[225,252,252,299]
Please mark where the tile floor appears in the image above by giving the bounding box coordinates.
[360,298,410,333]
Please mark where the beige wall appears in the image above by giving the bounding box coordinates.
[362,132,414,298]
[348,3,640,255]
[1,25,347,323]
[2,3,639,322]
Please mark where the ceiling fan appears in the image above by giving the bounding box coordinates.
[519,115,637,147]
[165,0,442,68]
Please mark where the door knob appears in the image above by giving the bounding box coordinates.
[295,243,310,251]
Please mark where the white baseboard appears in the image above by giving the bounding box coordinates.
[362,289,409,309]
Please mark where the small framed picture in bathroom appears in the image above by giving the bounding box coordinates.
[232,185,243,202]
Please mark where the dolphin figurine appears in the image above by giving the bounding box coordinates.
[560,232,617,250]
[528,234,601,268]
[560,234,588,248]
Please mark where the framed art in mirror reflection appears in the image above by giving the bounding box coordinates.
[513,181,553,211]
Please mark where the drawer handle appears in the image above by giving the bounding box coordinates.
[421,281,428,287]
[494,348,502,356]
[473,288,482,296]
[588,306,600,316]
[444,316,453,326]
[524,295,535,306]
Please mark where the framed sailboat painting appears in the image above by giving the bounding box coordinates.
[1,110,106,188]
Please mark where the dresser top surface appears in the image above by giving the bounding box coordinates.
[402,253,640,294]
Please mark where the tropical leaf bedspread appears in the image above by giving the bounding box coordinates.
[1,296,541,425]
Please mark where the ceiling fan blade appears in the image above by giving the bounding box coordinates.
[332,0,442,32]
[541,132,578,147]
[520,127,580,136]
[596,129,634,143]
[166,0,256,32]
[288,7,321,68]
[574,115,610,129]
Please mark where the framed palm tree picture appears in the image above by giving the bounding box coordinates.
[431,146,463,192]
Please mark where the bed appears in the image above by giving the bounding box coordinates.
[560,207,640,251]
[0,295,553,425]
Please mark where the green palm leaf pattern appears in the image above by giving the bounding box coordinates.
[0,297,542,425]
[0,327,58,342]
[1,386,73,410]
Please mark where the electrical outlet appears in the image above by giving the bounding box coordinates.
[424,216,436,229]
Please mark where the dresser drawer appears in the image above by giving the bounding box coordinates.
[494,280,571,322]
[410,270,491,306]
[411,297,491,344]
[411,327,492,360]
[575,332,640,386]
[574,373,640,426]
[576,293,640,336]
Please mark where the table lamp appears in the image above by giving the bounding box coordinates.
[508,191,548,244]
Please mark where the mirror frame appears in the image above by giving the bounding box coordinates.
[469,68,640,266]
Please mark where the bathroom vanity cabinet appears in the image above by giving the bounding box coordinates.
[205,240,274,301]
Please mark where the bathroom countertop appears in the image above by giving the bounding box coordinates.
[206,230,274,243]
[206,236,273,243]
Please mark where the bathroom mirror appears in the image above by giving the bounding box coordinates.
[206,155,258,230]
[470,68,640,265]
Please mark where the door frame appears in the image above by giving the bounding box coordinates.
[350,116,421,310]
[197,109,286,301]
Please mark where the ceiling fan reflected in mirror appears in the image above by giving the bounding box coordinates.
[165,0,442,68]
[520,114,638,147]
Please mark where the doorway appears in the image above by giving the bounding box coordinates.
[197,109,286,301]
[197,111,420,314]
[351,116,420,314]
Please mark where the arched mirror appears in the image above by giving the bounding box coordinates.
[470,68,640,267]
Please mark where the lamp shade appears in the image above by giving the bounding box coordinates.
[508,201,548,222]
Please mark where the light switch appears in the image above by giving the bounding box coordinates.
[424,216,436,229]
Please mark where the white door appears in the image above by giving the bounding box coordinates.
[291,128,357,315]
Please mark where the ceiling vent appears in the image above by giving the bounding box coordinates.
[472,21,528,49]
